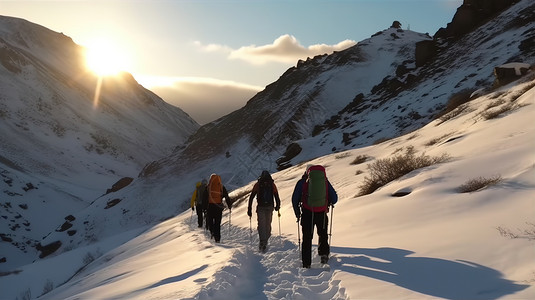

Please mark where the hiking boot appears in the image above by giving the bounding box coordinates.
[320,255,329,264]
[303,263,311,269]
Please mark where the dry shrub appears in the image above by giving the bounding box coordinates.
[481,103,516,120]
[350,154,368,165]
[358,146,451,196]
[497,222,535,241]
[424,132,454,146]
[435,90,474,124]
[335,152,352,159]
[457,175,502,193]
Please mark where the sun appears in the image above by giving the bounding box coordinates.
[84,38,131,76]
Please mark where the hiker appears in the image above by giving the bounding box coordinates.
[247,170,281,253]
[206,173,232,243]
[190,179,207,228]
[292,165,338,268]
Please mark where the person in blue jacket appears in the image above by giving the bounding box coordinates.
[292,165,338,268]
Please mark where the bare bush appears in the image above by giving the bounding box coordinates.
[481,103,516,120]
[424,132,454,146]
[83,252,95,265]
[486,99,506,110]
[497,222,535,241]
[435,90,474,124]
[42,279,54,295]
[457,175,502,193]
[350,154,368,165]
[18,288,31,300]
[335,152,352,159]
[358,146,451,196]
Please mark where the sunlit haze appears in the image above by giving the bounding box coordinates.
[2,0,462,123]
[84,38,132,76]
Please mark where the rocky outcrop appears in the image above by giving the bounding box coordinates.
[493,62,531,86]
[435,0,516,39]
[416,0,516,67]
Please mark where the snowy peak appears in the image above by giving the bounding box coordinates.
[0,15,199,269]
[0,15,198,177]
[0,16,84,78]
[172,27,432,180]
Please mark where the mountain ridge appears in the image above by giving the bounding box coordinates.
[0,15,199,269]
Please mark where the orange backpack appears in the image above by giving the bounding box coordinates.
[208,174,223,204]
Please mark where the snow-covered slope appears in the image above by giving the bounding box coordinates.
[1,1,535,298]
[0,16,199,269]
[3,70,534,300]
[11,0,533,273]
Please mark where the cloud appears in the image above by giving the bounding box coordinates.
[139,76,262,125]
[195,35,356,65]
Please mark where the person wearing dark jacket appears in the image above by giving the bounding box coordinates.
[206,173,232,243]
[190,179,207,228]
[248,170,281,253]
[292,166,338,268]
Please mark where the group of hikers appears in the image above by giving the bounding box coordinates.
[190,165,338,268]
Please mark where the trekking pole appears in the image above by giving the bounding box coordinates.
[329,205,334,246]
[278,211,281,237]
[190,208,193,226]
[278,210,282,246]
[249,216,253,243]
[297,218,301,252]
[228,209,232,235]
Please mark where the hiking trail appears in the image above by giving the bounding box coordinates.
[184,217,348,300]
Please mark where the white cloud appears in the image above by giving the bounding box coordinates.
[193,41,233,53]
[195,35,357,65]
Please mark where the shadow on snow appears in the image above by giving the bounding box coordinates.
[331,246,528,300]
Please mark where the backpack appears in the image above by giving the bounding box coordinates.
[208,174,223,204]
[196,181,206,207]
[257,171,274,206]
[301,165,328,212]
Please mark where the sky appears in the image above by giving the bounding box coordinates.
[1,0,462,123]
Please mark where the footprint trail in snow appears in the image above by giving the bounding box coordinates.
[186,218,348,300]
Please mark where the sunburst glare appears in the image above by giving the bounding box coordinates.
[84,38,131,77]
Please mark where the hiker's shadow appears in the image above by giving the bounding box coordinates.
[332,247,528,300]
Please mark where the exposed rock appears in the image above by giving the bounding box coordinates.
[56,221,73,232]
[276,143,302,170]
[494,62,531,86]
[415,40,436,67]
[435,0,515,39]
[391,21,402,29]
[36,240,62,258]
[106,177,134,194]
[105,198,122,209]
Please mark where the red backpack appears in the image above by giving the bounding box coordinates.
[301,165,329,212]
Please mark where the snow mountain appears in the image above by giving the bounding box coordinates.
[147,0,535,188]
[1,1,535,299]
[3,40,535,300]
[0,16,198,269]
